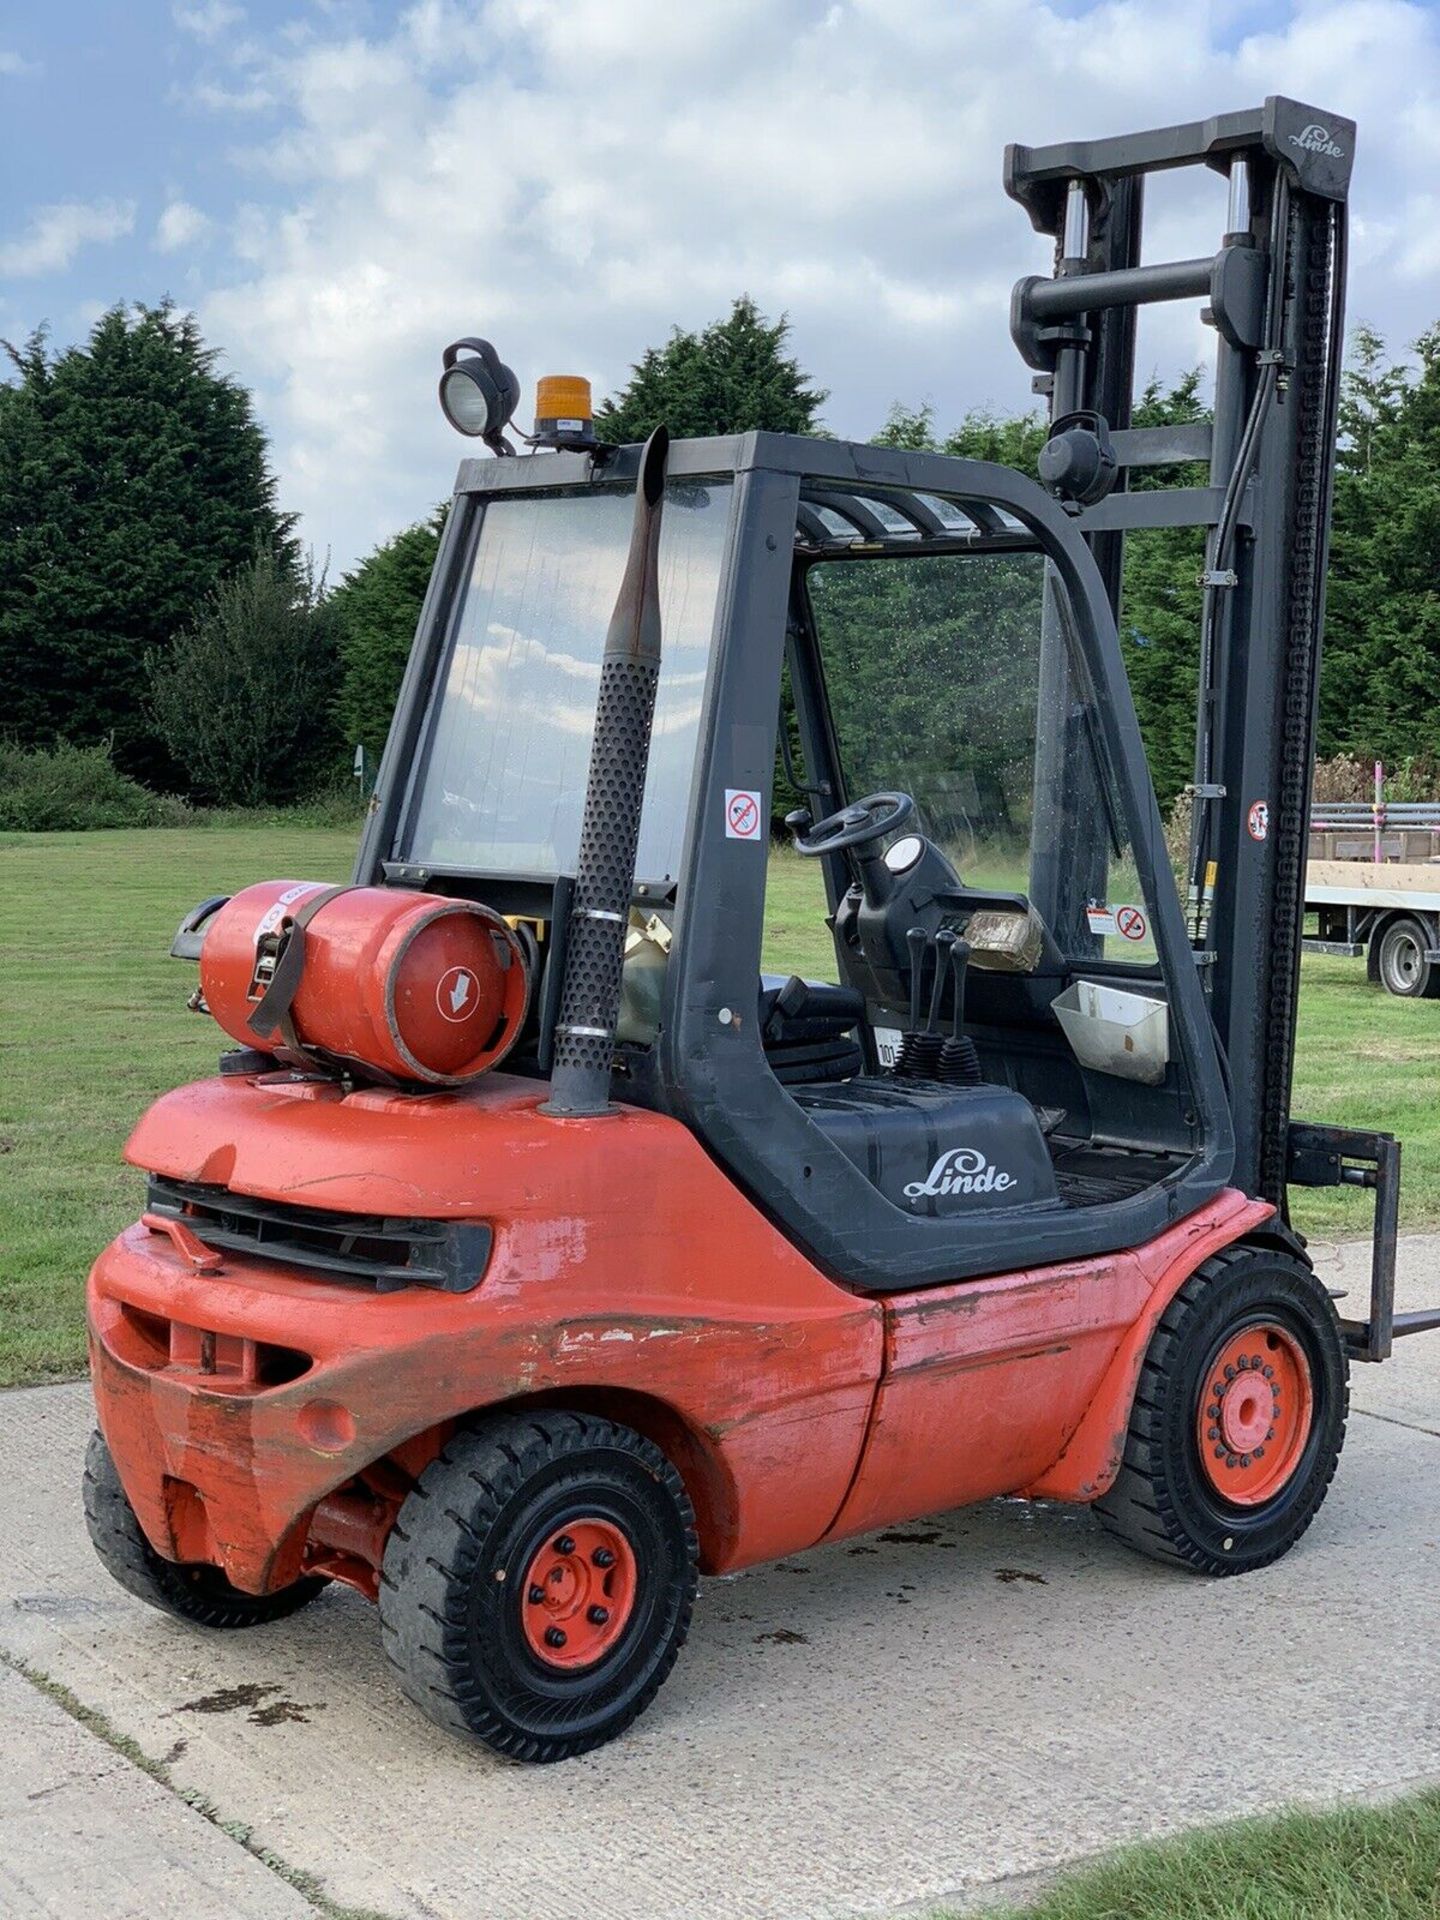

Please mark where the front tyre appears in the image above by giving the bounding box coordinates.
[83,1430,328,1627]
[379,1412,698,1764]
[1094,1246,1347,1575]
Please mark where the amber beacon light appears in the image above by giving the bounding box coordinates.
[533,373,596,450]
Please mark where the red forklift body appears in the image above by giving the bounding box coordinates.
[90,1071,1270,1594]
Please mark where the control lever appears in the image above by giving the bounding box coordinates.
[896,926,948,1080]
[938,937,982,1085]
[905,926,928,1026]
[894,927,928,1078]
[929,928,957,1029]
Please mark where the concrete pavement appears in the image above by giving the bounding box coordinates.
[0,1660,315,1919]
[4,1232,1440,1920]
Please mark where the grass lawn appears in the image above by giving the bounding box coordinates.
[2,829,1437,1385]
[979,1788,1440,1919]
[0,827,357,1386]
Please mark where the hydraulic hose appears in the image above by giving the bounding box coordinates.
[1186,176,1291,935]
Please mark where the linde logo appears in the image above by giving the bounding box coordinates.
[1289,124,1345,158]
[904,1147,1016,1203]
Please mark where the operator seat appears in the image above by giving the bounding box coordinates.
[758,974,865,1087]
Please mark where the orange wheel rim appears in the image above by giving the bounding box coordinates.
[520,1519,638,1669]
[1196,1323,1314,1507]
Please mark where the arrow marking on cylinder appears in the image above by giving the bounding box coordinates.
[436,966,478,1022]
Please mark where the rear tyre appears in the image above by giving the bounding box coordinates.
[1375,915,1440,998]
[83,1430,328,1627]
[1094,1246,1347,1575]
[379,1412,698,1764]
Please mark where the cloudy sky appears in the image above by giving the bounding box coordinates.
[3,0,1439,574]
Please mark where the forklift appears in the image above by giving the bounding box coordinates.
[84,98,1439,1764]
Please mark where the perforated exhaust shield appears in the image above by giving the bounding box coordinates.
[545,426,669,1115]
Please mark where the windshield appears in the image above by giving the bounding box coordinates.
[401,482,732,885]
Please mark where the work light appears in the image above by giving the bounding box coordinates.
[438,338,521,454]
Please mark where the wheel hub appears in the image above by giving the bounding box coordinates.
[1218,1368,1274,1454]
[1196,1323,1315,1507]
[519,1518,638,1669]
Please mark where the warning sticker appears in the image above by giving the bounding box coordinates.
[1115,904,1148,943]
[1247,799,1269,842]
[1086,905,1118,938]
[724,789,763,841]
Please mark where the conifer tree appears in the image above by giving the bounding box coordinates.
[0,303,293,780]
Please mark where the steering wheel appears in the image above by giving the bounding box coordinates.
[792,791,915,858]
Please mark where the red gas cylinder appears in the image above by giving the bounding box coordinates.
[200,881,531,1086]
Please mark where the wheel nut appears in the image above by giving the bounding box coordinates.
[554,1535,576,1555]
[587,1605,610,1625]
[1207,1404,1221,1420]
[1225,1453,1239,1469]
[1266,1427,1276,1441]
[592,1547,616,1568]
[1207,1426,1220,1441]
[1250,1354,1262,1368]
[527,1584,546,1604]
[1236,1356,1249,1370]
[1214,1444,1227,1458]
[544,1626,567,1648]
[1262,1365,1274,1379]
[1224,1365,1236,1379]
[1240,1454,1252,1467]
[1253,1446,1265,1460]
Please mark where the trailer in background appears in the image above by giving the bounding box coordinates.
[1305,857,1440,998]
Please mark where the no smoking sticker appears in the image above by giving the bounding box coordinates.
[1247,799,1269,842]
[1115,904,1148,943]
[724,789,763,841]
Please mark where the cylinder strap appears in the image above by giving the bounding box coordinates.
[245,885,354,1060]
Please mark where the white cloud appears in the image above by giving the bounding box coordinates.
[0,199,135,277]
[0,49,38,75]
[173,0,243,38]
[185,0,1440,572]
[190,74,275,112]
[154,200,213,252]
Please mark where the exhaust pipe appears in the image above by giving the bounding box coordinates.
[543,425,669,1116]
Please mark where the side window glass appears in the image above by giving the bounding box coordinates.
[761,847,835,982]
[1031,573,1161,969]
[805,543,1161,971]
[807,550,1041,896]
